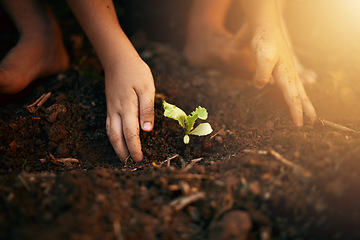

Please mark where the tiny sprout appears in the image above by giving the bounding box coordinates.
[163,100,213,144]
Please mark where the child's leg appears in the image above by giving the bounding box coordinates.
[239,0,316,126]
[183,0,256,78]
[0,0,69,94]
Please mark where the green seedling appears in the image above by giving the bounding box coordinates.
[163,100,213,144]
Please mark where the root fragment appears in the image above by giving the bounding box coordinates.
[55,158,79,163]
[161,154,179,167]
[47,153,79,165]
[170,192,206,211]
[213,184,234,220]
[183,158,203,172]
[25,92,51,113]
[267,148,295,168]
[244,148,312,181]
[317,118,357,134]
[17,175,31,191]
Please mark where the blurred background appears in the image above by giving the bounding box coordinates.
[117,0,360,120]
[1,0,360,119]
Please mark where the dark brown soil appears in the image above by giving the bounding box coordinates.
[2,1,360,240]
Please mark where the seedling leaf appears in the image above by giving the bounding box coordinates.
[192,106,208,120]
[189,123,213,136]
[185,106,208,133]
[163,100,186,129]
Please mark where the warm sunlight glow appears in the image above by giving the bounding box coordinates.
[336,0,360,30]
[285,0,360,115]
[341,0,360,16]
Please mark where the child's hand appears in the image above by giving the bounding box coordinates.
[105,56,155,162]
[250,28,316,126]
[64,0,155,161]
[238,0,317,126]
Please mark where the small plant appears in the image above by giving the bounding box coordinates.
[163,100,213,144]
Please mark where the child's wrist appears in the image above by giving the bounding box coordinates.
[102,50,141,74]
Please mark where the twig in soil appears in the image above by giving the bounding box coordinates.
[243,149,268,155]
[25,92,51,113]
[179,157,187,169]
[39,158,46,163]
[210,129,223,139]
[267,148,312,181]
[124,154,131,167]
[17,175,31,192]
[48,153,79,165]
[169,192,206,211]
[161,154,179,167]
[243,148,312,181]
[152,162,161,169]
[213,183,234,220]
[55,158,79,163]
[113,221,124,240]
[317,118,357,134]
[267,148,296,168]
[182,158,203,172]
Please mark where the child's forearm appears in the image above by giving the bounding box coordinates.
[189,0,233,29]
[65,0,138,72]
[238,0,282,33]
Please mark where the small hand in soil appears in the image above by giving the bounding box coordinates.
[65,0,156,162]
[250,28,316,126]
[105,56,155,162]
[240,0,317,126]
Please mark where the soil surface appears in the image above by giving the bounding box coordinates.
[1,1,360,240]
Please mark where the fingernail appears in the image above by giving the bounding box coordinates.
[143,122,153,131]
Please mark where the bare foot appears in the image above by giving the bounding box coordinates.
[184,22,256,79]
[0,6,69,94]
